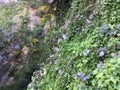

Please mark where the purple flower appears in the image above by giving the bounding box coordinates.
[78,72,85,78]
[82,76,89,82]
[15,45,20,49]
[78,72,85,79]
[77,72,89,82]
[8,53,13,58]
[11,43,20,49]
[99,51,105,57]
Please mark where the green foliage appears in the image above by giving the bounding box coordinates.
[52,0,72,22]
[28,24,120,90]
[100,0,120,24]
[0,0,119,90]
[92,57,120,90]
[27,0,120,90]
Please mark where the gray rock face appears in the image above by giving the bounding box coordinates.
[27,7,40,30]
[0,65,4,83]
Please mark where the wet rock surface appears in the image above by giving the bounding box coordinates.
[0,65,4,83]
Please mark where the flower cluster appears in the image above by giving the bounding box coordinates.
[40,6,48,12]
[33,38,39,43]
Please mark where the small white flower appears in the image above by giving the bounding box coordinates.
[58,70,64,75]
[62,34,67,40]
[54,47,60,52]
[58,38,62,43]
[50,54,55,58]
[55,67,59,71]
[83,50,90,56]
[54,60,58,64]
